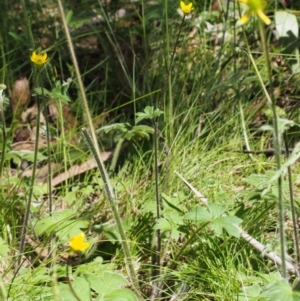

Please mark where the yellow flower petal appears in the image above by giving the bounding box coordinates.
[30,51,49,67]
[180,1,193,14]
[256,9,271,25]
[237,0,270,26]
[239,11,251,25]
[69,232,90,252]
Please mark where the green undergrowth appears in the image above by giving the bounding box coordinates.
[1,0,300,300]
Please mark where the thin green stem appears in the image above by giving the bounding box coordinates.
[81,129,142,298]
[236,2,254,156]
[153,120,161,275]
[237,97,252,157]
[0,277,6,301]
[0,85,7,177]
[56,0,113,195]
[284,133,300,264]
[16,0,38,263]
[162,14,186,194]
[166,15,185,144]
[0,28,7,83]
[57,0,141,296]
[168,16,185,77]
[18,68,41,268]
[66,257,83,301]
[258,20,286,278]
[57,98,69,195]
[38,77,53,216]
[163,0,170,140]
[20,0,35,49]
[110,138,124,172]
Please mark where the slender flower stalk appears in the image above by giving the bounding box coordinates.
[238,0,287,278]
[65,233,90,301]
[18,68,42,269]
[0,84,7,177]
[240,6,286,277]
[150,3,193,300]
[57,0,142,298]
[18,51,50,270]
[66,260,83,301]
[258,19,286,278]
[164,3,189,146]
[20,0,35,49]
[237,0,271,25]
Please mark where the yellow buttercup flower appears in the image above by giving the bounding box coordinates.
[180,1,193,15]
[237,0,271,25]
[69,232,90,252]
[30,51,49,67]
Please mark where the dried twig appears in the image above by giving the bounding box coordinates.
[175,171,299,275]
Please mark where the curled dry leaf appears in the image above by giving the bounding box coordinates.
[11,77,30,117]
[20,163,62,182]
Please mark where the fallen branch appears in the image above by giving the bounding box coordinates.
[175,171,299,275]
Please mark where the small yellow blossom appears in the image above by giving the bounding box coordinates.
[180,1,193,15]
[237,0,271,25]
[30,51,49,67]
[69,232,90,252]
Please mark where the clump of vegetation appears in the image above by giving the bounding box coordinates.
[1,0,300,300]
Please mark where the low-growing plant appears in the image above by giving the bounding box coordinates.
[1,0,300,301]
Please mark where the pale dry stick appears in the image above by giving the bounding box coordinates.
[169,282,188,301]
[175,171,299,274]
[57,1,141,297]
[247,45,287,277]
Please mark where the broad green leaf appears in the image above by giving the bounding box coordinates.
[57,219,89,241]
[276,118,295,134]
[0,237,9,258]
[34,209,89,242]
[66,10,73,24]
[75,257,115,276]
[72,277,91,301]
[260,279,300,301]
[184,206,212,223]
[243,172,274,190]
[84,272,128,296]
[100,289,138,301]
[211,216,242,238]
[162,192,187,213]
[97,123,130,134]
[154,212,184,239]
[185,204,242,237]
[141,200,156,214]
[236,283,262,301]
[167,211,184,227]
[208,203,226,219]
[58,277,91,301]
[259,118,294,134]
[154,218,172,231]
[7,150,47,163]
[135,106,163,123]
[83,274,103,294]
[259,124,273,132]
